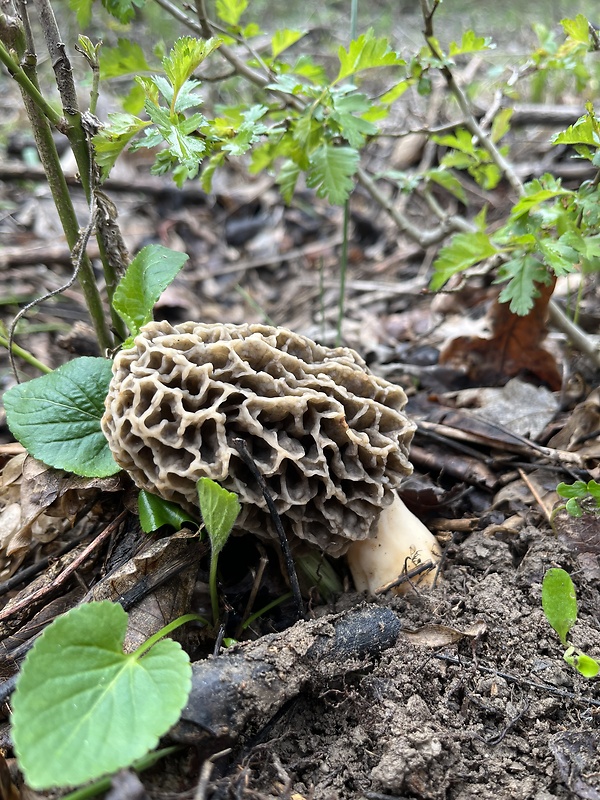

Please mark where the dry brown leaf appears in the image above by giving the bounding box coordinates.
[403,621,487,648]
[0,455,122,578]
[439,280,561,389]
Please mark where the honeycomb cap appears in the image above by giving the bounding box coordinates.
[102,321,415,555]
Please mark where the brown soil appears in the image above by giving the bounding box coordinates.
[160,525,600,800]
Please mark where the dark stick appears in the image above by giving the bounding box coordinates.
[231,437,304,620]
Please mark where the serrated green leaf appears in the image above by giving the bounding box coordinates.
[216,0,247,25]
[92,113,148,182]
[69,0,92,28]
[495,253,549,315]
[222,104,268,155]
[3,357,119,478]
[329,91,378,148]
[306,144,359,205]
[561,14,591,45]
[138,490,198,533]
[511,187,573,219]
[449,30,494,57]
[291,55,328,85]
[197,478,240,556]
[336,28,404,82]
[490,108,512,143]
[100,0,144,24]
[122,83,147,115]
[100,39,151,80]
[277,159,301,203]
[201,152,225,192]
[537,238,578,277]
[12,602,191,789]
[426,168,467,204]
[163,37,221,95]
[436,127,476,155]
[271,29,303,58]
[552,114,600,147]
[380,79,411,105]
[430,231,498,290]
[542,568,578,646]
[113,245,188,336]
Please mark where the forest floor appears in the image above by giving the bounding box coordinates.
[2,3,600,799]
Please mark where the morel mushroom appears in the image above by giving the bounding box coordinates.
[102,321,439,591]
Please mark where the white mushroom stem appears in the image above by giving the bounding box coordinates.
[346,494,441,595]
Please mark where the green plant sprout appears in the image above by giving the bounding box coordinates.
[197,476,241,625]
[555,480,600,518]
[541,567,599,678]
[11,601,199,789]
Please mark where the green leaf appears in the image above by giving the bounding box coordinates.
[222,105,269,156]
[542,568,578,646]
[69,0,93,28]
[329,91,378,149]
[537,238,578,277]
[336,29,404,82]
[490,108,513,144]
[197,477,240,557]
[3,357,119,478]
[11,602,191,789]
[163,37,221,96]
[561,14,591,46]
[277,159,301,204]
[566,498,583,517]
[552,114,600,147]
[557,481,590,500]
[306,144,359,205]
[113,244,188,337]
[511,187,573,220]
[449,30,494,57]
[100,0,144,24]
[100,39,151,80]
[216,0,247,25]
[430,231,498,290]
[138,490,198,533]
[564,646,600,678]
[92,113,148,182]
[426,168,467,204]
[587,480,600,503]
[495,253,549,315]
[271,29,303,58]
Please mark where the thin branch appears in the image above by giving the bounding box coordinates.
[0,40,64,129]
[356,166,472,246]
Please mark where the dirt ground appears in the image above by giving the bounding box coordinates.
[144,522,600,800]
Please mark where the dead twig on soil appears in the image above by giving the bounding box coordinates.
[0,510,126,622]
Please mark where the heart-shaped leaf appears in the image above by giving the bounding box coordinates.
[11,601,191,789]
[3,357,119,478]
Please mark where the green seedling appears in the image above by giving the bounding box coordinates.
[138,488,198,533]
[556,480,600,518]
[11,601,198,789]
[197,477,241,625]
[541,567,599,678]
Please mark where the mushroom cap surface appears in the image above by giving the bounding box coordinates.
[101,321,415,555]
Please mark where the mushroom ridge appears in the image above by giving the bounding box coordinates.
[101,321,416,555]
